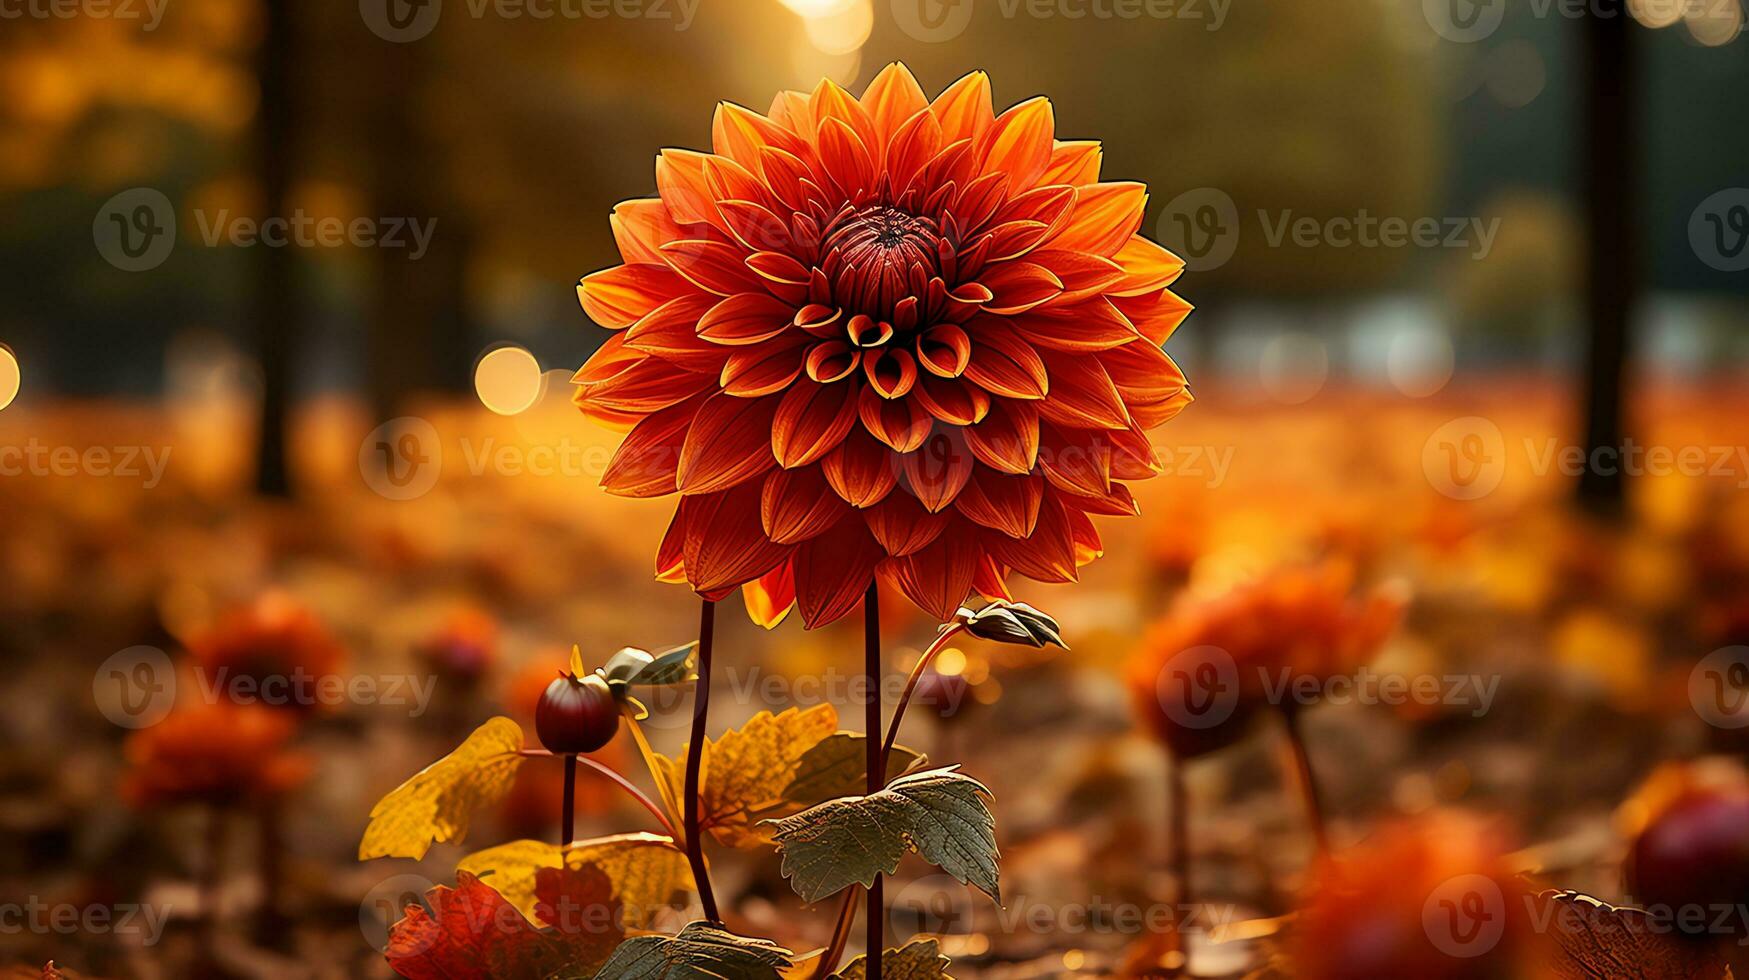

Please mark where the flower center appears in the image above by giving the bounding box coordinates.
[822,205,943,326]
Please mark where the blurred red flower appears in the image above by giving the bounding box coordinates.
[121,701,310,808]
[187,591,345,711]
[573,63,1192,627]
[1128,562,1403,757]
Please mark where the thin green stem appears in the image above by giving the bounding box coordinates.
[686,599,723,924]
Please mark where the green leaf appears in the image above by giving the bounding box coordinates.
[780,733,926,808]
[764,767,999,904]
[590,921,792,980]
[829,939,952,979]
[598,642,698,693]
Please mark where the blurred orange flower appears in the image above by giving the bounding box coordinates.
[417,606,500,683]
[1128,562,1403,757]
[121,701,310,808]
[187,591,345,710]
[573,63,1192,627]
[1291,812,1536,979]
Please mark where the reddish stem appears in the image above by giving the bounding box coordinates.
[516,750,677,840]
[1280,708,1330,854]
[686,599,723,924]
[864,584,884,980]
[561,754,576,847]
[879,624,967,771]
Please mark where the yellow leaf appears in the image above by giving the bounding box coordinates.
[358,717,525,860]
[654,705,838,849]
[458,832,692,929]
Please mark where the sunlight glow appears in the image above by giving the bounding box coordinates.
[474,345,543,416]
[0,346,19,412]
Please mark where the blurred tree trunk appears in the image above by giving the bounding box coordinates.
[367,41,472,430]
[253,0,298,498]
[1576,0,1637,515]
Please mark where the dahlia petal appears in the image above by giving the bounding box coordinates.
[1112,235,1188,296]
[702,156,775,213]
[655,149,725,229]
[972,553,1013,601]
[745,250,811,286]
[1053,182,1147,256]
[885,108,944,195]
[805,340,861,383]
[601,393,705,498]
[979,221,1051,264]
[717,201,794,256]
[1128,387,1196,428]
[821,428,898,508]
[742,561,796,630]
[901,428,974,513]
[816,117,877,203]
[1101,339,1189,402]
[1112,288,1193,345]
[772,379,860,468]
[930,71,995,143]
[857,387,933,453]
[610,199,686,265]
[794,516,886,627]
[1067,506,1104,566]
[979,261,1064,315]
[713,101,808,174]
[1109,423,1164,479]
[910,138,978,204]
[578,264,692,329]
[624,296,729,372]
[697,293,795,346]
[683,482,792,593]
[1036,351,1130,430]
[954,470,1043,538]
[656,503,688,582]
[846,315,893,349]
[964,398,1040,474]
[978,96,1055,190]
[914,374,992,426]
[720,336,807,397]
[1026,249,1127,304]
[863,491,949,557]
[888,526,979,621]
[994,184,1077,231]
[916,324,971,378]
[659,240,764,296]
[1078,481,1140,517]
[1041,140,1103,186]
[1039,426,1112,498]
[1010,300,1140,353]
[575,348,714,418]
[863,347,918,400]
[993,493,1078,583]
[761,466,851,544]
[808,77,881,164]
[768,90,815,142]
[963,329,1049,400]
[676,392,780,493]
[953,172,1010,235]
[758,146,823,214]
[861,63,929,149]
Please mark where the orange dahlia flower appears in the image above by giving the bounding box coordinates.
[121,701,310,808]
[188,591,346,710]
[573,64,1192,628]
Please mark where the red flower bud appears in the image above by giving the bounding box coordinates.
[535,672,619,755]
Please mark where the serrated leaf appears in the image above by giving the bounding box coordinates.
[653,705,839,848]
[599,643,698,693]
[780,733,926,808]
[360,717,525,860]
[385,868,623,980]
[765,767,999,904]
[1531,889,1729,979]
[829,939,952,979]
[458,833,691,930]
[591,921,792,980]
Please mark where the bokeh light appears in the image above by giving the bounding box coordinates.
[1259,333,1329,405]
[473,345,543,416]
[803,0,873,55]
[0,345,19,412]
